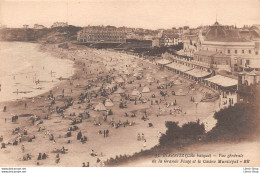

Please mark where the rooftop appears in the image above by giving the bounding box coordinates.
[205,75,238,87]
[204,22,259,42]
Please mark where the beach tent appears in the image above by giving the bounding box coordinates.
[142,86,151,93]
[105,84,115,90]
[132,88,140,96]
[115,77,125,83]
[147,78,154,83]
[133,73,140,77]
[94,103,107,111]
[175,88,186,96]
[115,87,125,94]
[110,96,122,102]
[105,99,114,107]
[124,70,130,75]
[174,80,182,85]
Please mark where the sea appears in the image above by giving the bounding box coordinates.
[0,41,74,102]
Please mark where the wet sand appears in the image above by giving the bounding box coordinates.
[0,43,219,167]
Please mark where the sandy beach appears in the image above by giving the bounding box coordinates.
[0,42,219,167]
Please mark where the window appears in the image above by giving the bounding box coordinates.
[246,60,250,65]
[256,51,258,55]
[228,50,230,54]
[249,50,251,54]
[235,50,237,54]
[242,50,244,54]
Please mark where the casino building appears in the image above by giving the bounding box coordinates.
[196,22,260,72]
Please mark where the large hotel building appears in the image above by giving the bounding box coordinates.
[77,26,126,44]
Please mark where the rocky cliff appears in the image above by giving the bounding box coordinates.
[0,25,82,43]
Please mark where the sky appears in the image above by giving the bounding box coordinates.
[0,0,260,29]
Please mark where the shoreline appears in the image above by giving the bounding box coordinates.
[0,41,75,104]
[0,42,220,167]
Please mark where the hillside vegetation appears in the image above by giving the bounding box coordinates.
[0,26,82,43]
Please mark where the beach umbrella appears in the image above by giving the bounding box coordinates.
[105,99,114,107]
[94,103,106,111]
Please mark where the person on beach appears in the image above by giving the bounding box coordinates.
[97,158,101,163]
[141,133,145,141]
[3,106,6,112]
[42,153,47,160]
[37,153,42,160]
[77,131,82,140]
[143,139,146,148]
[55,154,60,164]
[90,149,96,157]
[21,145,25,152]
[137,133,141,141]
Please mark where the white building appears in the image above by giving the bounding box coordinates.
[196,21,260,72]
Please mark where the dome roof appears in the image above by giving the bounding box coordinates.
[204,22,248,42]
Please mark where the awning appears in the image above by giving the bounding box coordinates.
[185,69,211,78]
[156,59,172,65]
[204,75,238,87]
[166,63,193,72]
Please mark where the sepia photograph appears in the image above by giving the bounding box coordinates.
[0,0,259,171]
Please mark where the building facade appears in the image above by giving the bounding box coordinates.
[77,26,126,44]
[194,50,231,72]
[196,21,260,72]
[159,30,180,47]
[237,70,260,104]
